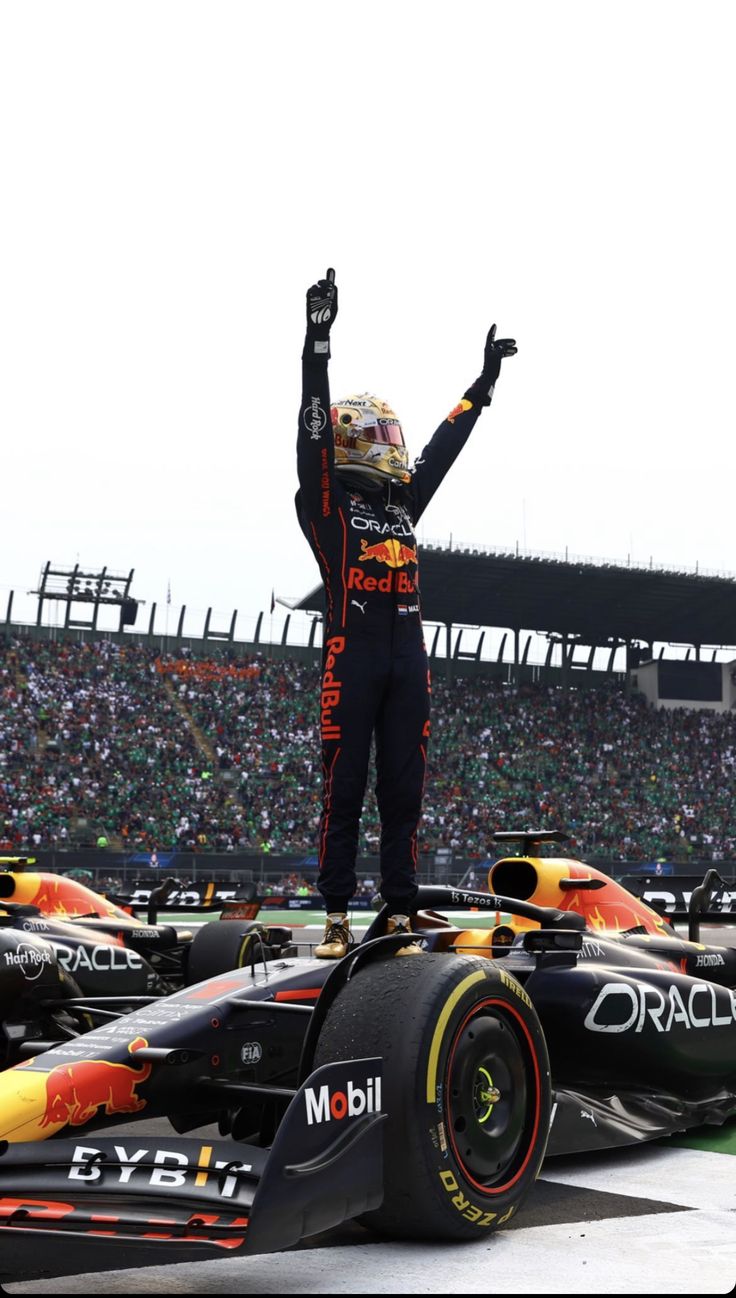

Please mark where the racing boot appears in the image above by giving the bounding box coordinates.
[387,914,423,955]
[315,913,352,959]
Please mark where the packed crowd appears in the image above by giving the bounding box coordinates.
[0,639,224,852]
[2,636,736,862]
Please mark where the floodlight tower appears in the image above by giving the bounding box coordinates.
[32,563,139,633]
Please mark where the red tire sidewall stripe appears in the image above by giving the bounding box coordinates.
[445,996,541,1196]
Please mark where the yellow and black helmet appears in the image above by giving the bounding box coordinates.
[331,393,411,485]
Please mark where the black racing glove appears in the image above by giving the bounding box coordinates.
[464,324,517,406]
[303,268,338,362]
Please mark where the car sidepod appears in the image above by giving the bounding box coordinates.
[517,940,736,1155]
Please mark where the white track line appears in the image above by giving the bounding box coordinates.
[542,1145,736,1211]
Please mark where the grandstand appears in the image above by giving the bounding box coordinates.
[2,556,736,878]
[298,545,736,684]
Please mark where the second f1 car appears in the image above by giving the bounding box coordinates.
[0,836,734,1284]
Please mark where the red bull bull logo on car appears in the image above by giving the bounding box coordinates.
[25,1037,152,1131]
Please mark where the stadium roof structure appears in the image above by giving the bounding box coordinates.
[296,546,736,648]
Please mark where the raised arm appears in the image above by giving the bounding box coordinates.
[297,269,339,518]
[410,324,517,522]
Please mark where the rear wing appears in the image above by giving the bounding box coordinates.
[110,878,263,925]
[0,856,37,871]
[622,870,736,940]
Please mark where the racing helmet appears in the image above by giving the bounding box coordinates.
[331,393,411,485]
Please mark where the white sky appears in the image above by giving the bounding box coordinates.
[1,2,735,645]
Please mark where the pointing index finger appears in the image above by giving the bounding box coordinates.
[326,268,336,285]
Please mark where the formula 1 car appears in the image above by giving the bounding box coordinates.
[0,859,295,1066]
[0,836,734,1284]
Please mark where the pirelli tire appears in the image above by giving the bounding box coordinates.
[313,953,551,1240]
[185,921,270,985]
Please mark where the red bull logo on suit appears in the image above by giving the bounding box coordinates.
[350,537,418,593]
[321,636,345,740]
[348,568,417,594]
[359,538,417,568]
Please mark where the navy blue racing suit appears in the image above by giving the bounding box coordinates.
[296,352,487,913]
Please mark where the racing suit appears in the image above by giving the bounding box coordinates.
[296,352,490,915]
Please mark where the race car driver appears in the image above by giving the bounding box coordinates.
[296,268,516,957]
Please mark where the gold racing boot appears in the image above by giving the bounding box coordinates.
[387,914,424,955]
[315,913,353,959]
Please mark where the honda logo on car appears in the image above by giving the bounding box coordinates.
[585,980,736,1033]
[304,1075,382,1125]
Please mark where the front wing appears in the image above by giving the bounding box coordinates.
[0,1057,384,1283]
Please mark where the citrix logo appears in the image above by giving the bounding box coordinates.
[304,1075,382,1125]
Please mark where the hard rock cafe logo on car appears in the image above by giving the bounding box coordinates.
[3,943,53,980]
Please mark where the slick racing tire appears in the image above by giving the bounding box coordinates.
[314,954,551,1240]
[185,920,271,985]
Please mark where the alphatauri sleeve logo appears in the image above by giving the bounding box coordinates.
[446,398,473,424]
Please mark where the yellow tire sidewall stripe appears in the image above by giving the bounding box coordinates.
[425,969,488,1104]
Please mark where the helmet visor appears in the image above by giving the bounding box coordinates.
[362,420,404,446]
